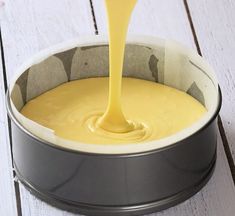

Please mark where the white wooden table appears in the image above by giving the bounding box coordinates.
[1,0,235,215]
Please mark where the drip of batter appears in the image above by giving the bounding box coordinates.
[98,0,137,133]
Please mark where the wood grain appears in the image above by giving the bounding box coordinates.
[0,0,94,215]
[187,0,235,162]
[1,0,95,80]
[0,45,17,216]
[19,184,77,216]
[92,0,235,215]
[92,0,196,49]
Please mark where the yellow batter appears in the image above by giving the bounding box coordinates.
[98,0,137,133]
[21,77,206,144]
[20,0,207,145]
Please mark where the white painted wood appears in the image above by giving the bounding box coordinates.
[93,0,196,49]
[0,65,4,124]
[0,0,94,215]
[92,0,235,215]
[0,49,17,215]
[19,183,77,216]
[1,0,95,80]
[187,0,235,161]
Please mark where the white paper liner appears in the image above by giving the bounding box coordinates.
[9,35,219,154]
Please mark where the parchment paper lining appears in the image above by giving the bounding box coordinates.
[9,36,219,154]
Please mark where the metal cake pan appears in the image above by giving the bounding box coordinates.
[6,36,222,216]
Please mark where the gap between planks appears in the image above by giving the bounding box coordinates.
[90,0,99,34]
[183,0,235,185]
[0,28,23,216]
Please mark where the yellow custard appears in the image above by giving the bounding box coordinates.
[20,0,207,145]
[21,77,206,144]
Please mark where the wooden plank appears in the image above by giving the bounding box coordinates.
[92,0,235,215]
[1,0,95,80]
[0,0,95,215]
[19,184,77,216]
[187,0,235,163]
[0,125,17,216]
[0,45,17,215]
[93,0,196,49]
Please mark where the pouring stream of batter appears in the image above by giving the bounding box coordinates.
[98,0,137,133]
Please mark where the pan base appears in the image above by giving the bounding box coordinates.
[14,155,216,216]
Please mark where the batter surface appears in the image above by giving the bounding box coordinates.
[20,0,207,145]
[21,77,206,144]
